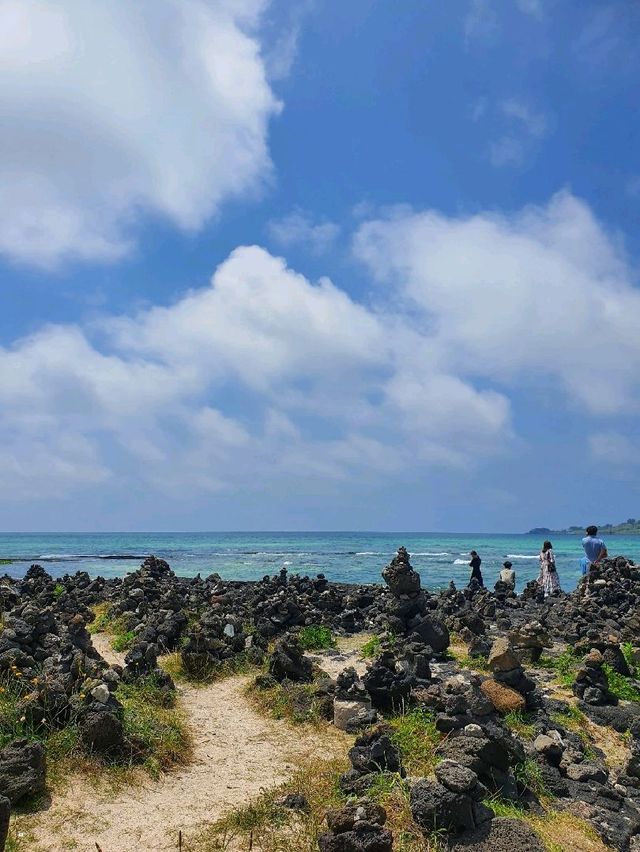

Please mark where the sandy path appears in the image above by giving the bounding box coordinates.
[91,631,126,667]
[28,636,349,852]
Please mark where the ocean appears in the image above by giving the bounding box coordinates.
[1,531,639,593]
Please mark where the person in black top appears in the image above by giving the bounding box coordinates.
[469,550,484,587]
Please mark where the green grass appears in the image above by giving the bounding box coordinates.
[249,679,330,725]
[0,671,49,749]
[194,753,430,852]
[52,583,65,599]
[87,602,112,634]
[387,708,441,776]
[550,705,597,759]
[602,664,640,703]
[536,648,580,688]
[1,668,191,793]
[484,795,528,819]
[297,625,336,651]
[622,642,636,672]
[504,710,536,740]
[514,757,551,799]
[457,654,490,673]
[117,674,192,777]
[161,649,256,685]
[112,630,137,652]
[361,635,383,658]
[87,603,141,655]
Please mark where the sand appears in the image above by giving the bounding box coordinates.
[25,637,352,852]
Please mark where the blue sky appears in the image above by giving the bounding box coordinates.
[1,0,639,532]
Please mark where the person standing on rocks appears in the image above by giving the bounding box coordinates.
[468,550,484,587]
[500,560,515,589]
[538,540,561,597]
[582,525,607,574]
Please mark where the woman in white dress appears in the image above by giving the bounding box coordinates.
[538,540,561,597]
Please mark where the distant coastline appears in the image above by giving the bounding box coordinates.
[528,518,640,536]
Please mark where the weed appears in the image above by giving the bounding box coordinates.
[194,753,430,852]
[117,675,192,776]
[484,798,607,850]
[457,655,490,673]
[603,664,640,703]
[536,648,580,688]
[484,796,528,819]
[87,602,112,634]
[361,635,382,659]
[52,583,65,599]
[387,708,441,776]
[622,642,636,674]
[249,679,330,726]
[514,758,550,800]
[504,710,536,740]
[111,631,136,652]
[297,625,336,651]
[551,705,591,743]
[0,559,12,565]
[161,650,255,685]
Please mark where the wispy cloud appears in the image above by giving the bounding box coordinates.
[489,99,549,168]
[516,0,543,19]
[464,0,498,45]
[465,0,543,44]
[267,210,340,254]
[501,99,548,138]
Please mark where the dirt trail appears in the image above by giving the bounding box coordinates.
[28,638,352,852]
[91,631,126,667]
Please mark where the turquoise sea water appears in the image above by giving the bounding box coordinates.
[1,532,639,592]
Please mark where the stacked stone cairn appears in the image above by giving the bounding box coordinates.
[573,648,617,706]
[480,637,536,713]
[333,666,377,732]
[318,799,393,852]
[339,726,404,796]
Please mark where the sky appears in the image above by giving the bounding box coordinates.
[1,0,639,533]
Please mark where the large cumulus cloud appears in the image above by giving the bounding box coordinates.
[0,0,279,267]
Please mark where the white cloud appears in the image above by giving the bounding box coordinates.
[3,193,637,505]
[0,0,280,268]
[267,210,340,254]
[0,245,511,499]
[353,191,640,415]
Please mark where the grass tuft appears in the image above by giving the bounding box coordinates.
[248,679,330,726]
[117,675,192,777]
[361,635,383,659]
[536,649,580,688]
[602,664,640,703]
[297,625,336,651]
[514,757,550,800]
[504,710,536,741]
[387,708,441,776]
[193,752,431,852]
[161,650,256,685]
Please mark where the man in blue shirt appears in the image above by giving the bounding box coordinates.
[582,525,607,573]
